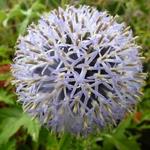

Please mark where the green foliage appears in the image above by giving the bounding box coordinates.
[0,107,40,145]
[102,118,140,150]
[0,0,149,150]
[0,140,16,150]
[0,89,16,105]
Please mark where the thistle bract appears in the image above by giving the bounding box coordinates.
[12,5,145,135]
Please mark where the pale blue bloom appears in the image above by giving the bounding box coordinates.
[12,5,145,135]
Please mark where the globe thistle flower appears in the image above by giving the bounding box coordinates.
[12,5,145,135]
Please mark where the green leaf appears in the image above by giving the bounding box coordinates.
[46,132,59,149]
[139,125,150,129]
[0,107,21,120]
[0,117,23,145]
[103,134,140,150]
[0,89,16,105]
[61,0,70,8]
[23,116,41,142]
[38,127,59,149]
[59,133,71,150]
[142,110,150,121]
[113,117,131,137]
[0,107,40,144]
[19,17,30,34]
[0,46,12,64]
[0,139,16,150]
[31,1,45,11]
[102,117,140,150]
[48,0,59,8]
[102,135,116,150]
[0,10,6,22]
[3,4,23,27]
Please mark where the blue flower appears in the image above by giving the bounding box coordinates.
[12,5,145,135]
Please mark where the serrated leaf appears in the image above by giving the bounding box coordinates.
[0,117,24,145]
[0,107,40,144]
[23,115,41,141]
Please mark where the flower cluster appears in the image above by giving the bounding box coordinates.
[12,5,145,135]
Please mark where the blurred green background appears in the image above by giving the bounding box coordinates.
[0,0,149,150]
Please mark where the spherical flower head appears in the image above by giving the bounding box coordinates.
[12,5,145,135]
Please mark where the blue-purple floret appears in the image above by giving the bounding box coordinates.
[12,5,145,135]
